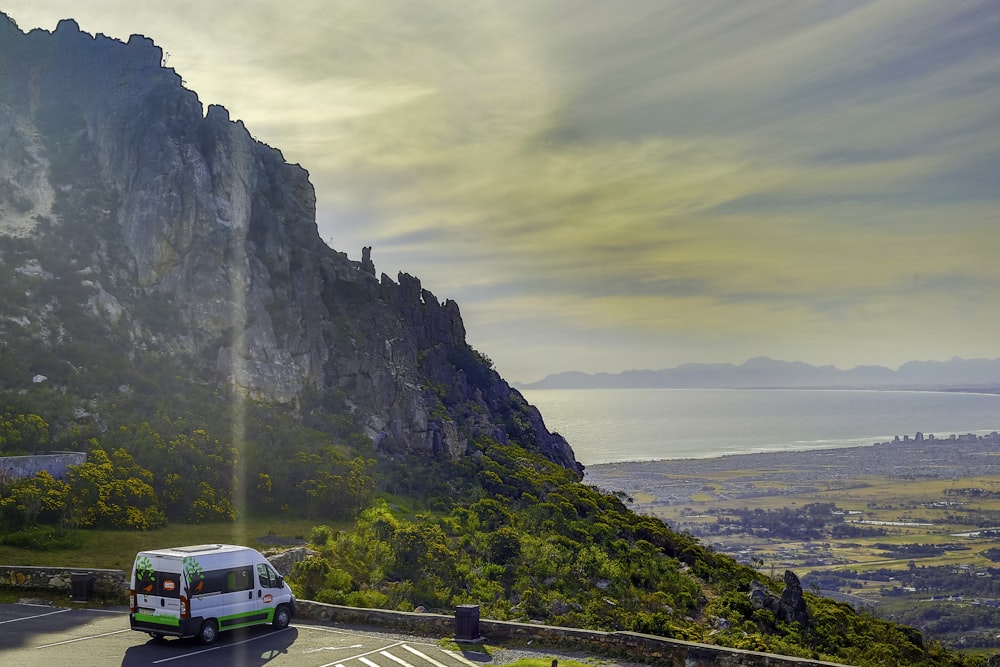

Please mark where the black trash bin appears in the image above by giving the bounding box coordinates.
[455,604,480,641]
[70,572,95,602]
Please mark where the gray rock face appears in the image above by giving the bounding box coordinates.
[748,571,809,627]
[0,14,581,476]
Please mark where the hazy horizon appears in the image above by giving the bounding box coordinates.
[7,2,1000,383]
[516,355,1000,387]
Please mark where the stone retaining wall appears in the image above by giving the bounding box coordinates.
[0,563,848,666]
[1,565,127,598]
[295,601,848,667]
[0,550,307,602]
[0,452,86,482]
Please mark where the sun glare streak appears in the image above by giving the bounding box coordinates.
[228,251,249,544]
[225,138,254,544]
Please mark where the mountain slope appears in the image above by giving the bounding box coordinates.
[0,14,986,665]
[0,14,578,473]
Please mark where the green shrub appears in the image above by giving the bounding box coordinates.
[310,524,335,546]
[344,588,388,608]
[314,588,346,605]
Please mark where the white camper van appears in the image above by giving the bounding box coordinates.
[129,544,296,644]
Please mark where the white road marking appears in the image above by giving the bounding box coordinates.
[318,640,405,667]
[439,648,483,667]
[151,627,292,664]
[36,628,131,648]
[296,624,363,636]
[0,608,71,624]
[381,649,417,667]
[305,644,365,653]
[402,644,453,667]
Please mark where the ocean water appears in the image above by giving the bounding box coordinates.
[519,388,1000,466]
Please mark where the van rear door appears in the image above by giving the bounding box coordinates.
[133,555,183,623]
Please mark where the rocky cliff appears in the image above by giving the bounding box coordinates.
[0,14,581,474]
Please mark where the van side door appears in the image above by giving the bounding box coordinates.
[255,562,285,616]
[191,566,255,630]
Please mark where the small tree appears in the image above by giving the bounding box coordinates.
[292,555,333,599]
[66,448,165,530]
[0,412,50,455]
[0,470,68,528]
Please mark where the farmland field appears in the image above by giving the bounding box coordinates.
[585,436,1000,651]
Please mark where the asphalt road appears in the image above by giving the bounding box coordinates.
[0,602,483,667]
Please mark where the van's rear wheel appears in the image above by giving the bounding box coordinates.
[148,632,164,641]
[272,604,291,629]
[198,619,218,645]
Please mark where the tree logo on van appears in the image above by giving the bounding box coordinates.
[135,555,154,593]
[183,556,205,594]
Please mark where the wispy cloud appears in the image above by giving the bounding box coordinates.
[6,0,1000,379]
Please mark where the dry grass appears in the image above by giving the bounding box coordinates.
[0,517,339,572]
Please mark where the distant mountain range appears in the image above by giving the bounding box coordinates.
[517,357,1000,390]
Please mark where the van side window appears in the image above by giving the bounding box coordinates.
[192,568,252,595]
[257,562,279,588]
[193,570,222,595]
[227,567,252,592]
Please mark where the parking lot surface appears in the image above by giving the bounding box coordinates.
[0,603,483,667]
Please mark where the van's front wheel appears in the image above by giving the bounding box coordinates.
[272,604,291,629]
[198,619,218,645]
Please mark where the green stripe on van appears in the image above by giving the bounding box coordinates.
[219,609,273,628]
[133,613,180,627]
[219,609,274,628]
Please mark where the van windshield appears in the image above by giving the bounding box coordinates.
[134,569,181,599]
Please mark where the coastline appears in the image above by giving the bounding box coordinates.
[584,428,1000,469]
[526,387,1000,467]
[582,431,1000,506]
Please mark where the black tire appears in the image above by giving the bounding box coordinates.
[148,632,164,641]
[198,619,218,645]
[272,604,291,629]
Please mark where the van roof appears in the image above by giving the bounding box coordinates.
[139,544,256,559]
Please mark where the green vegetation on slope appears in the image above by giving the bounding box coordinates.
[0,224,986,665]
[613,453,1000,654]
[290,440,976,666]
[0,393,986,665]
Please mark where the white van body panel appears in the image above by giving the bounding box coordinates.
[129,544,296,641]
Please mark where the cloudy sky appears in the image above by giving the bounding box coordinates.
[6,1,1000,382]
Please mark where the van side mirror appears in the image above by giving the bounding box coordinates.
[276,575,284,588]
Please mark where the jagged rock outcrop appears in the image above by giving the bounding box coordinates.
[265,546,317,578]
[748,571,809,626]
[0,13,581,475]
